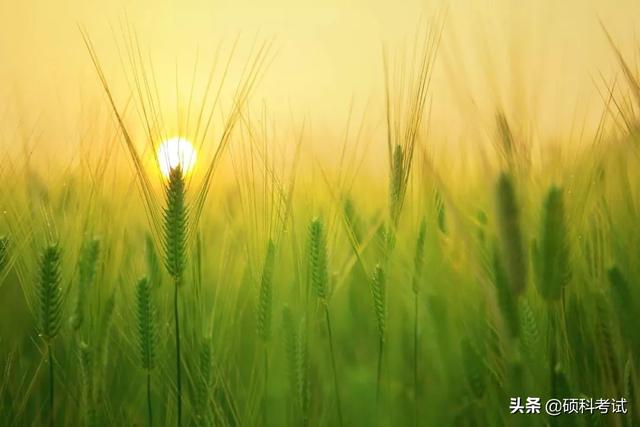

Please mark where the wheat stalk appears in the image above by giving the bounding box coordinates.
[135,277,157,426]
[37,243,63,427]
[257,239,276,342]
[162,166,188,427]
[256,239,276,425]
[308,217,343,426]
[371,263,386,403]
[78,342,97,427]
[196,338,213,426]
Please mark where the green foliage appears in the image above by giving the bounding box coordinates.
[3,33,640,427]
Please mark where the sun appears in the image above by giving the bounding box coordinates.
[157,137,197,178]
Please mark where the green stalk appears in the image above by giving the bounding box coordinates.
[263,349,269,426]
[324,307,344,427]
[174,282,182,426]
[376,337,384,404]
[48,342,54,427]
[147,372,153,427]
[257,239,276,426]
[413,295,418,425]
[548,305,558,397]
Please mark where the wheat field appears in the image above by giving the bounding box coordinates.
[1,2,640,426]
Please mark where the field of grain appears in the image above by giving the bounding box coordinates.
[1,2,639,426]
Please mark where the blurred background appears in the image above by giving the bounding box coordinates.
[0,0,638,158]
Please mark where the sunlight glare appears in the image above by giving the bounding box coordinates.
[157,137,197,177]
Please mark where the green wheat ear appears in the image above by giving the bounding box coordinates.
[607,266,640,354]
[135,277,157,371]
[518,299,540,362]
[163,166,188,285]
[196,338,213,425]
[136,277,157,427]
[308,218,329,301]
[495,173,527,296]
[37,244,63,341]
[532,186,570,301]
[492,244,519,339]
[389,143,404,224]
[78,342,97,427]
[257,239,276,342]
[282,308,309,424]
[71,239,100,330]
[371,263,387,342]
[595,296,619,386]
[495,112,514,168]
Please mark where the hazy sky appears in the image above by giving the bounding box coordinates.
[1,0,639,154]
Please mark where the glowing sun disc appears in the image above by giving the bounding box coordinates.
[157,137,197,177]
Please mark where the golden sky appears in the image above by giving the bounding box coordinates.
[0,0,638,155]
